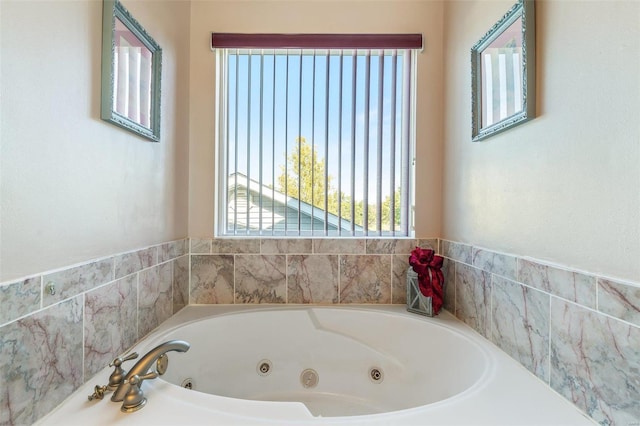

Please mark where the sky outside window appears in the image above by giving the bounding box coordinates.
[226,49,405,206]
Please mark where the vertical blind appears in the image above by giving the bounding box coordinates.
[214,34,419,236]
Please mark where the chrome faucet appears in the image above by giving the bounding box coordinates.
[111,340,190,411]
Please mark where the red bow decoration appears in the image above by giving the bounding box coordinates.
[408,247,444,315]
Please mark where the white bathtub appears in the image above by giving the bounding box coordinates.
[40,305,595,425]
[157,307,488,417]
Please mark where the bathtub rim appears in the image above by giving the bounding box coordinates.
[37,304,597,426]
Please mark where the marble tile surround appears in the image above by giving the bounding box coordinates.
[84,275,137,378]
[138,262,174,337]
[189,238,436,305]
[491,276,550,382]
[551,299,640,425]
[340,255,391,303]
[0,277,40,325]
[0,239,188,425]
[441,239,640,425]
[0,297,83,425]
[235,255,287,303]
[287,255,339,303]
[455,263,491,336]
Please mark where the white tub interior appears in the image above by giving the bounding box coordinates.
[152,307,490,417]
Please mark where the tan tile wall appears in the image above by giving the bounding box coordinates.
[189,238,437,305]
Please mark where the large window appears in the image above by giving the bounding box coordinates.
[214,34,420,237]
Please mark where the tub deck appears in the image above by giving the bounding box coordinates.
[37,305,596,425]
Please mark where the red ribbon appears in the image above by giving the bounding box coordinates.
[408,247,444,315]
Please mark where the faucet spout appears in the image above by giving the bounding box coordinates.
[112,340,190,402]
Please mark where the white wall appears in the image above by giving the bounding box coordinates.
[187,0,445,239]
[443,0,640,282]
[0,0,191,281]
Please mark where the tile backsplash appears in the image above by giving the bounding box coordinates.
[189,237,437,305]
[441,239,640,425]
[2,236,637,425]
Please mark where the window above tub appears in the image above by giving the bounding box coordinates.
[212,33,420,237]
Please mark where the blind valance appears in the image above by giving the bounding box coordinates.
[211,33,423,50]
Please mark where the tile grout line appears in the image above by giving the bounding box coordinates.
[81,292,86,385]
[547,293,552,386]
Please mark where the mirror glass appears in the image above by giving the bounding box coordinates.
[113,17,154,128]
[480,16,523,129]
[471,0,535,142]
[101,0,161,141]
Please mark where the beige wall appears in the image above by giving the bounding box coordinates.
[442,0,640,282]
[188,0,444,239]
[0,0,191,281]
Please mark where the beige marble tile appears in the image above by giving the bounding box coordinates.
[442,258,455,313]
[0,297,83,425]
[261,238,312,254]
[550,298,640,424]
[392,254,410,304]
[491,276,550,381]
[190,238,212,254]
[114,247,157,279]
[472,248,517,280]
[455,263,491,337]
[0,277,41,325]
[159,239,187,262]
[235,255,286,303]
[190,255,234,304]
[211,238,260,254]
[173,255,190,313]
[287,255,338,303]
[43,258,113,307]
[138,263,173,337]
[339,255,391,303]
[84,275,137,378]
[518,259,596,308]
[417,238,438,252]
[313,239,365,254]
[366,239,417,254]
[597,278,640,326]
[441,240,472,264]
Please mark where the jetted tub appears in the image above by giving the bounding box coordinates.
[158,307,488,417]
[39,305,595,425]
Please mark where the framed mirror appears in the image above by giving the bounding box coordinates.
[101,0,162,141]
[471,0,535,142]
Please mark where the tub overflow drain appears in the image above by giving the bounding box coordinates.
[181,378,194,390]
[369,367,384,383]
[257,360,272,376]
[300,368,319,388]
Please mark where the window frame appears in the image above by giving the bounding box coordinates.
[213,34,420,238]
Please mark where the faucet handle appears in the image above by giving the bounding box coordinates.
[109,352,139,367]
[133,371,159,382]
[107,352,139,391]
[121,371,158,413]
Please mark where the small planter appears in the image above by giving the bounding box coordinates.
[406,269,434,317]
